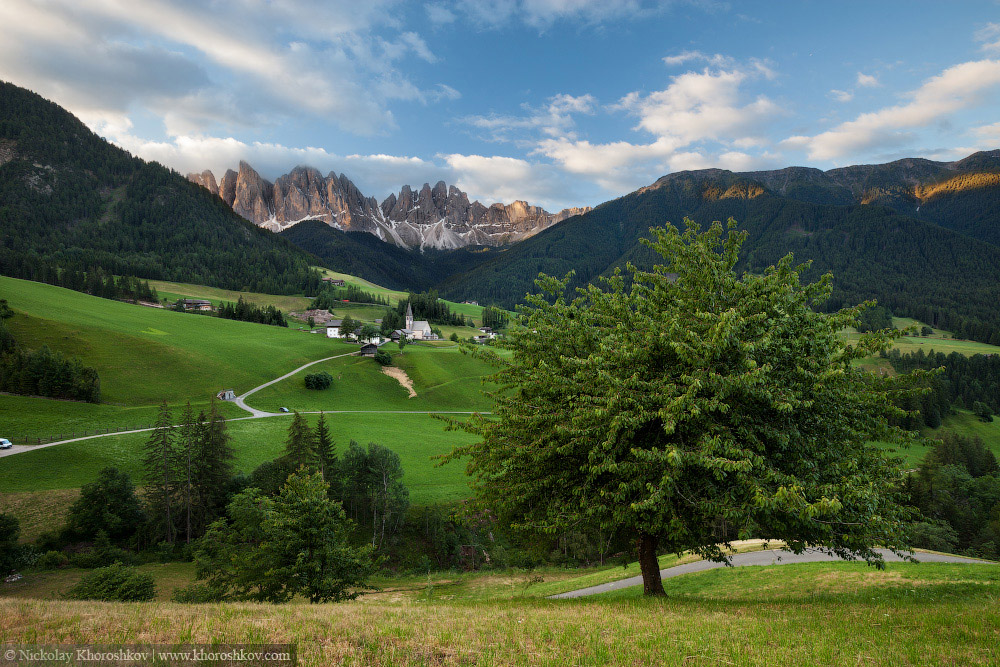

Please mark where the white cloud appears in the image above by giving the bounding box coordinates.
[972,121,1000,144]
[830,89,854,103]
[520,60,784,193]
[441,153,586,209]
[0,0,458,139]
[426,3,457,24]
[856,72,880,88]
[976,22,1000,52]
[616,68,781,146]
[462,93,597,143]
[106,130,586,210]
[791,59,1000,161]
[663,50,732,67]
[111,131,450,199]
[453,0,669,29]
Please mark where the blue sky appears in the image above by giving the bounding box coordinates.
[3,0,1000,210]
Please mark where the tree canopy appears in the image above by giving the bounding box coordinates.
[447,219,921,595]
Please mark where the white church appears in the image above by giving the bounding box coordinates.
[399,303,436,340]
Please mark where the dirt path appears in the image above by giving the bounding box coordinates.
[382,366,417,398]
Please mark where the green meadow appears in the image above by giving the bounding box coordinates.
[0,394,246,442]
[842,316,1000,357]
[0,412,476,502]
[244,345,494,414]
[1,276,355,405]
[2,559,997,666]
[146,279,313,312]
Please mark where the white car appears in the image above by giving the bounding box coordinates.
[0,438,12,450]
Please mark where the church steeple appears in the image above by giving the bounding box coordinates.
[405,302,413,331]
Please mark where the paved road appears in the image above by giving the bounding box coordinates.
[232,351,358,417]
[549,548,995,599]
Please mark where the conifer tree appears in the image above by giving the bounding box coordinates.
[143,401,178,544]
[315,412,337,484]
[193,401,235,532]
[176,402,198,543]
[283,411,317,471]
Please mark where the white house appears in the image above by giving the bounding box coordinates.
[325,319,344,338]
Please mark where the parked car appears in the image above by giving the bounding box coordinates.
[0,438,12,450]
[279,407,290,413]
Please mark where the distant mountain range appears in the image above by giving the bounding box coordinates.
[187,162,589,251]
[5,79,1000,344]
[427,150,1000,342]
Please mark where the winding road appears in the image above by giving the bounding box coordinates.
[232,351,356,417]
[0,350,489,458]
[548,548,995,599]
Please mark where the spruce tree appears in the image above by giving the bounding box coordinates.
[315,412,337,484]
[176,402,198,543]
[283,411,317,471]
[194,401,235,532]
[143,401,178,544]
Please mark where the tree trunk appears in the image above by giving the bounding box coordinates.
[637,532,666,597]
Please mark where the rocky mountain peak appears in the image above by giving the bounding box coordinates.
[188,163,589,251]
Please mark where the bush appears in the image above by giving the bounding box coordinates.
[171,582,223,603]
[64,562,156,602]
[36,550,69,570]
[304,371,333,390]
[373,350,392,366]
[68,531,135,569]
[449,333,459,342]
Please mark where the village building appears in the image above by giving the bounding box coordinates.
[216,389,236,401]
[359,342,379,357]
[400,303,438,340]
[325,319,344,338]
[176,298,212,311]
[322,278,346,286]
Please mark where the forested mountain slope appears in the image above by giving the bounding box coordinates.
[0,81,322,295]
[437,171,1000,342]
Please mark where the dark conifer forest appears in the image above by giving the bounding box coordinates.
[0,81,323,296]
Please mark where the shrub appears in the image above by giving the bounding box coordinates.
[449,333,459,342]
[68,531,135,568]
[304,371,333,390]
[171,582,223,603]
[64,562,156,602]
[36,550,69,570]
[373,350,392,366]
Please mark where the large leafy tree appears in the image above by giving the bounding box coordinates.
[448,219,921,596]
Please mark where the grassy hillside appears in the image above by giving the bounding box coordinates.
[1,561,997,665]
[244,346,493,414]
[0,276,352,404]
[0,394,245,443]
[147,279,313,313]
[0,412,475,504]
